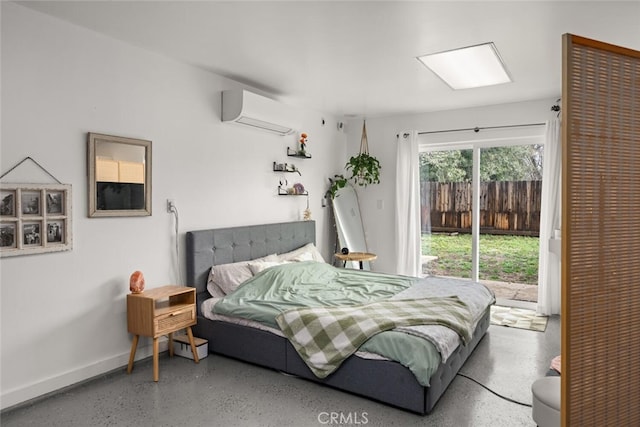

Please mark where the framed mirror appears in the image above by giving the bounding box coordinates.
[87,133,152,217]
[332,183,371,270]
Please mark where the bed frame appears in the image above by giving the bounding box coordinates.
[186,220,490,414]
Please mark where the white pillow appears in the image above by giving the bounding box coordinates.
[291,251,314,262]
[206,280,226,299]
[248,260,291,275]
[207,254,278,297]
[278,243,325,263]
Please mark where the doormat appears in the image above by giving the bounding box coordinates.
[490,305,548,332]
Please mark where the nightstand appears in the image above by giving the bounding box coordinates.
[126,285,199,381]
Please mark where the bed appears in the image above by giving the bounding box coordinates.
[186,220,493,414]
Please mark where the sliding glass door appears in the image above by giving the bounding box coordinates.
[478,145,543,302]
[420,148,473,279]
[419,127,545,303]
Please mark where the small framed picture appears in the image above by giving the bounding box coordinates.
[22,191,41,215]
[23,222,42,246]
[0,223,16,248]
[46,191,64,215]
[47,220,65,244]
[1,190,16,217]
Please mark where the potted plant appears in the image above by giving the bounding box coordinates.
[327,174,348,199]
[327,121,381,198]
[346,151,381,186]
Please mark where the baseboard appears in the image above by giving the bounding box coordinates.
[1,339,168,411]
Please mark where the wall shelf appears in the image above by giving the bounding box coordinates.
[276,147,308,195]
[287,147,311,158]
[273,162,301,175]
[278,186,308,196]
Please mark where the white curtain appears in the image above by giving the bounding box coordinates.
[537,119,562,315]
[395,131,421,276]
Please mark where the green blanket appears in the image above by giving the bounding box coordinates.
[213,261,416,328]
[275,296,473,378]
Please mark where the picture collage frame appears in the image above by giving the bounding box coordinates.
[0,183,72,257]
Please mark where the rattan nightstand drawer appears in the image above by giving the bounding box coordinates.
[155,306,195,335]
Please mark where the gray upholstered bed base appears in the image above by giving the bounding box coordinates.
[186,220,490,415]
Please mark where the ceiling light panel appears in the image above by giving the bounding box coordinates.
[417,42,512,90]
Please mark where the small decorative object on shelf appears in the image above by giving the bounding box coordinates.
[293,183,305,194]
[273,162,301,175]
[129,270,145,293]
[298,132,308,155]
[303,195,312,220]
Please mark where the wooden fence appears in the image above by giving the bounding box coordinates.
[421,180,542,236]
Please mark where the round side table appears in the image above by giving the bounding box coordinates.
[334,252,377,270]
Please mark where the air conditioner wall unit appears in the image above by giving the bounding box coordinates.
[221,89,298,135]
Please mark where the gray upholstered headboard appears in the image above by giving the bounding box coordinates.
[186,220,316,309]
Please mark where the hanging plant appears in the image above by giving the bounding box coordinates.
[346,120,381,186]
[346,152,381,186]
[327,121,382,199]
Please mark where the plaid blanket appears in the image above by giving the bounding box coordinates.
[275,296,472,378]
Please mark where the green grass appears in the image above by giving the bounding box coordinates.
[422,233,539,285]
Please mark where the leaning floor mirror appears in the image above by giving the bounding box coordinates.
[87,133,152,217]
[332,183,371,270]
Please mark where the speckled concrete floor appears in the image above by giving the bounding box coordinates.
[1,316,559,427]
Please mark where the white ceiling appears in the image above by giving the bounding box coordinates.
[17,1,640,118]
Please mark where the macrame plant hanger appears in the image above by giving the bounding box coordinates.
[356,121,369,185]
[359,120,369,156]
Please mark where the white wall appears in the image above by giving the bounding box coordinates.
[343,98,559,274]
[0,3,346,409]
